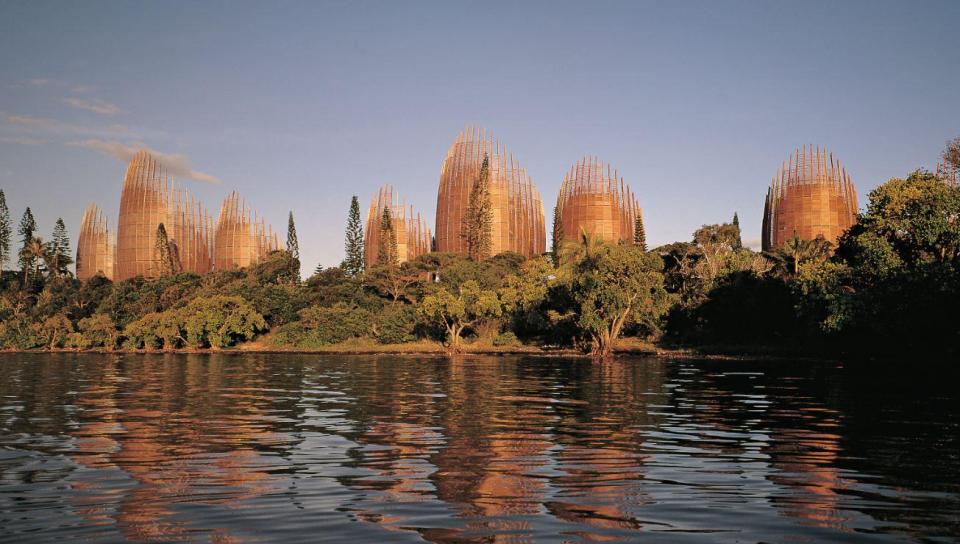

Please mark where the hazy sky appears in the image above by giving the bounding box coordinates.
[1,0,958,272]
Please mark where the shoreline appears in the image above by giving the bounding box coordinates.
[0,342,837,363]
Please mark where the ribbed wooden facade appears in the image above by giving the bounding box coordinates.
[115,150,214,280]
[364,185,432,268]
[937,161,958,186]
[556,156,643,244]
[76,204,115,281]
[435,126,546,258]
[214,191,282,270]
[762,145,858,251]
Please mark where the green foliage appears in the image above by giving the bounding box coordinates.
[417,279,501,351]
[67,314,119,349]
[568,243,672,357]
[342,196,365,276]
[499,256,555,337]
[377,207,399,266]
[154,223,180,277]
[462,154,493,260]
[492,331,520,347]
[122,295,266,350]
[0,190,10,272]
[372,304,417,344]
[17,207,36,276]
[47,218,72,278]
[551,205,562,263]
[634,215,647,251]
[272,303,372,347]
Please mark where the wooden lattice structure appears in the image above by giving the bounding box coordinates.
[76,204,115,281]
[115,150,214,280]
[364,185,432,268]
[214,191,282,270]
[435,126,546,258]
[762,145,858,251]
[556,156,643,244]
[937,161,958,187]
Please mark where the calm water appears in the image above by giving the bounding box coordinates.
[0,354,957,543]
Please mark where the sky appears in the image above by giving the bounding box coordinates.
[1,0,958,273]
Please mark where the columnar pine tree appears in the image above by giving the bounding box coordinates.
[287,211,300,259]
[732,212,742,249]
[287,211,301,283]
[0,190,10,272]
[551,204,563,262]
[634,215,647,251]
[48,218,73,277]
[155,223,175,277]
[18,207,37,277]
[342,196,364,276]
[377,207,399,266]
[462,153,493,260]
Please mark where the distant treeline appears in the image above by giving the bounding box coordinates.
[1,140,959,359]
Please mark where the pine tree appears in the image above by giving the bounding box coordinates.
[462,153,493,260]
[342,196,364,276]
[0,190,10,272]
[287,211,301,283]
[314,262,324,276]
[634,215,647,252]
[732,212,742,249]
[18,207,37,276]
[155,223,176,277]
[377,207,398,266]
[287,211,300,259]
[551,204,563,262]
[48,218,73,277]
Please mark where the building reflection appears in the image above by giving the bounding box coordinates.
[62,354,305,541]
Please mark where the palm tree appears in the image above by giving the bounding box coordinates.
[19,236,47,283]
[771,234,833,276]
[559,228,606,266]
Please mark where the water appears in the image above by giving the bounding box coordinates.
[0,354,957,543]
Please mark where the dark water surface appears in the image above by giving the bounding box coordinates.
[0,354,958,543]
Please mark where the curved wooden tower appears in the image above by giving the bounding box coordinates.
[76,203,115,281]
[435,126,546,258]
[762,145,858,251]
[214,191,281,270]
[937,161,958,187]
[556,156,643,244]
[364,185,432,268]
[115,150,213,280]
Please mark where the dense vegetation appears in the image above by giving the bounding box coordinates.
[1,141,958,359]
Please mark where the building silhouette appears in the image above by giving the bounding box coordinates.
[363,185,432,268]
[76,203,115,280]
[556,156,643,245]
[435,126,545,258]
[762,145,858,251]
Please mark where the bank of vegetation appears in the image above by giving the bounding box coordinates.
[1,140,958,360]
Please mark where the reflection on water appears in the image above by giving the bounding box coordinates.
[0,354,957,542]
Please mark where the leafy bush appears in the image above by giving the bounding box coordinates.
[271,303,372,347]
[373,304,416,344]
[492,331,520,347]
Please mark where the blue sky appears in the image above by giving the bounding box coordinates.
[1,0,958,272]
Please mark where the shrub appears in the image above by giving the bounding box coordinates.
[373,304,416,344]
[68,314,119,349]
[492,331,520,347]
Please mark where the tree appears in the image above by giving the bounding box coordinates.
[462,153,493,260]
[286,211,301,283]
[634,215,647,251]
[18,207,37,278]
[342,196,365,276]
[377,207,399,266]
[552,205,563,262]
[732,212,742,249]
[569,244,672,358]
[366,261,425,303]
[287,211,300,259]
[314,263,324,276]
[0,190,10,272]
[769,235,832,276]
[154,223,180,277]
[417,279,502,352]
[19,236,46,283]
[46,218,73,278]
[559,228,604,266]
